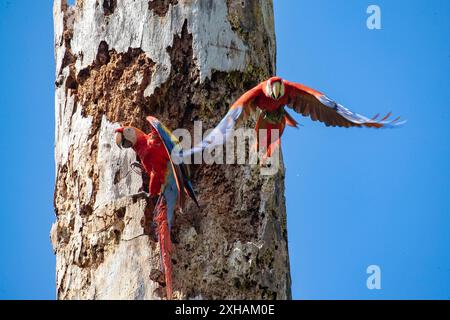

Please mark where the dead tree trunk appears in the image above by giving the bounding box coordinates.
[52,0,291,300]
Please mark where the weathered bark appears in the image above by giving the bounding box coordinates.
[52,0,291,300]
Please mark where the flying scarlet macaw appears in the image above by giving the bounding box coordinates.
[184,76,405,157]
[115,116,198,300]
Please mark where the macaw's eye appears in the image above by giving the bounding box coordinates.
[123,128,132,139]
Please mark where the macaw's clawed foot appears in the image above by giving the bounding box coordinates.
[129,191,159,205]
[130,191,151,200]
[130,161,144,173]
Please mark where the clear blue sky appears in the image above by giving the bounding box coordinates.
[0,0,449,299]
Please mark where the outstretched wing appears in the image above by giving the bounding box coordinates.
[182,83,263,156]
[284,80,405,128]
[146,116,199,208]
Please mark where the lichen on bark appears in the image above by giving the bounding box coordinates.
[52,0,291,300]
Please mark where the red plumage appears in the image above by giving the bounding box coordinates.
[225,76,403,157]
[115,119,199,300]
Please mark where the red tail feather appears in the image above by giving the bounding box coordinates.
[381,112,392,121]
[154,200,173,300]
[255,113,285,160]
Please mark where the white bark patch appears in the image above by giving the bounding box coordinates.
[69,0,247,94]
[54,89,93,168]
[53,0,65,73]
[92,200,159,300]
[94,116,142,210]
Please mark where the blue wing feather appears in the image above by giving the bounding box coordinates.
[318,95,406,128]
[161,162,177,230]
[146,116,199,208]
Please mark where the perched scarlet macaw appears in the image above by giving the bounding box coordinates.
[185,76,405,157]
[115,116,198,300]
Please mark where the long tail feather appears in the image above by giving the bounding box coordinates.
[154,197,173,300]
[380,112,392,121]
[256,113,285,160]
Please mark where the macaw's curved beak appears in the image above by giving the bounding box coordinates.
[115,128,124,149]
[272,82,281,99]
[115,127,134,149]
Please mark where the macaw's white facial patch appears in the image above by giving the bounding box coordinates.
[279,81,285,98]
[122,127,137,148]
[266,80,273,98]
